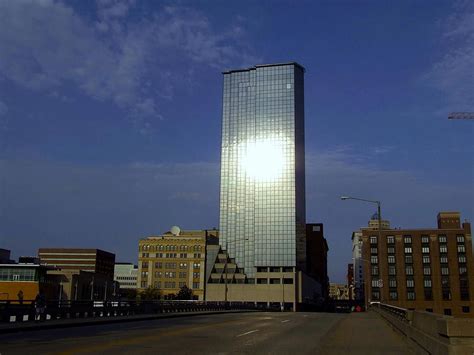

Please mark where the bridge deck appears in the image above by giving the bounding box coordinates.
[0,311,413,354]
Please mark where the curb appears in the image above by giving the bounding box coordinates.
[0,310,258,334]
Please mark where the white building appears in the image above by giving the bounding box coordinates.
[114,263,138,290]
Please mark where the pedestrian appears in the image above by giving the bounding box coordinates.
[35,291,46,321]
[17,290,24,305]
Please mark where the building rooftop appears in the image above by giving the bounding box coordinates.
[223,62,306,74]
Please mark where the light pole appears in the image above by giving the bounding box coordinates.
[341,196,383,305]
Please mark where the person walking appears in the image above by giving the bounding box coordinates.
[17,290,24,305]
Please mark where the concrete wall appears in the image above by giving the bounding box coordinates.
[373,306,474,355]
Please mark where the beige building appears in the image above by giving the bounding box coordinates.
[205,244,322,311]
[329,283,351,300]
[138,227,218,300]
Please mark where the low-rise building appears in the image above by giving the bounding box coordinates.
[361,211,473,317]
[329,283,350,300]
[138,227,218,300]
[0,263,56,301]
[38,248,116,301]
[114,263,138,290]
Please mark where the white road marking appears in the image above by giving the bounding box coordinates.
[236,329,260,337]
[281,319,290,323]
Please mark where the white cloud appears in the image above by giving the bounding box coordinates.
[0,1,257,132]
[425,1,474,110]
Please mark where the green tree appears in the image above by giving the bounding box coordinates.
[139,287,162,300]
[176,285,193,300]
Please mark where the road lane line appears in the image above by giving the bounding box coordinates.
[281,319,290,323]
[236,329,259,337]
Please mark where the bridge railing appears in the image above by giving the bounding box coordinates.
[0,299,262,323]
[371,302,474,355]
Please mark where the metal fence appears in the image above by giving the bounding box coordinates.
[0,299,262,323]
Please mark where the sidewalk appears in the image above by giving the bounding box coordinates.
[318,311,414,354]
[0,309,255,334]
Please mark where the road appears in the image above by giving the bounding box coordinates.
[0,311,413,354]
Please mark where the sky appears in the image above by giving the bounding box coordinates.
[0,0,473,283]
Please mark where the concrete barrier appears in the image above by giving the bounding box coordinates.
[373,304,474,355]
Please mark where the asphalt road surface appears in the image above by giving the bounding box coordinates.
[0,311,412,355]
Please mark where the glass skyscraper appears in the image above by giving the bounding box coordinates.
[219,62,306,279]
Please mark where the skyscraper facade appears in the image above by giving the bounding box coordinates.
[219,62,306,279]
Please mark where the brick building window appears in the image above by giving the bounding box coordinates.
[441,267,449,275]
[422,255,430,264]
[371,266,379,276]
[462,306,470,313]
[407,291,415,300]
[456,235,465,243]
[405,266,414,275]
[423,267,431,275]
[387,236,395,244]
[389,291,398,300]
[404,247,412,254]
[405,255,413,264]
[387,247,395,254]
[444,309,452,316]
[388,266,396,275]
[458,255,467,263]
[388,255,395,264]
[423,279,432,288]
[438,235,447,243]
[371,291,380,301]
[389,279,397,287]
[370,247,378,254]
[406,279,414,288]
[371,256,378,264]
[370,236,377,244]
[457,245,466,253]
[421,235,429,244]
[422,247,430,254]
[440,245,448,253]
[424,289,433,300]
[404,235,412,244]
[440,255,448,263]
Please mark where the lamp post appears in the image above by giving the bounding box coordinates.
[341,196,383,306]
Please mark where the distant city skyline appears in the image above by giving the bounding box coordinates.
[0,1,472,283]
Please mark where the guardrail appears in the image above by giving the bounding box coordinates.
[0,299,263,323]
[372,303,474,355]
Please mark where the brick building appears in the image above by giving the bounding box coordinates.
[361,212,473,317]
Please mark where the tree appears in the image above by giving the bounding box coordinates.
[176,285,193,300]
[139,287,162,300]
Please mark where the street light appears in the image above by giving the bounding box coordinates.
[341,195,383,305]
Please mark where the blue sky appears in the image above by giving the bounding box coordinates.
[0,0,472,282]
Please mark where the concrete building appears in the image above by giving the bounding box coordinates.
[0,249,14,264]
[361,212,474,317]
[114,263,138,290]
[329,283,350,300]
[306,223,329,300]
[0,263,56,301]
[206,62,320,310]
[38,248,116,301]
[347,263,354,300]
[38,248,115,278]
[138,228,219,300]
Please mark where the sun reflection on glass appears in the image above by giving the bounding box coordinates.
[240,138,285,181]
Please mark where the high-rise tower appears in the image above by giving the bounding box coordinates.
[219,62,306,278]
